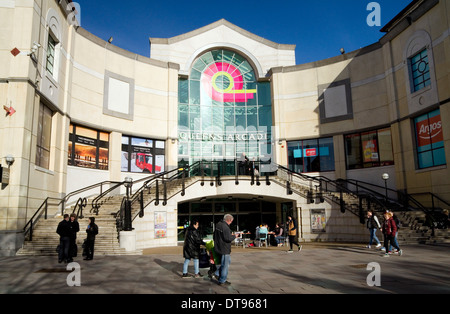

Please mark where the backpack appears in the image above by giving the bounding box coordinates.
[393,215,400,229]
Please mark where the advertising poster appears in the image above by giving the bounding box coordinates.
[363,139,378,162]
[121,136,164,173]
[155,212,167,239]
[311,209,326,232]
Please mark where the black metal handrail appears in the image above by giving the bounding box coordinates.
[24,179,140,241]
[116,166,190,232]
[273,164,389,221]
[72,197,87,219]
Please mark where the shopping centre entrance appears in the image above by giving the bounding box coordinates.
[177,198,294,242]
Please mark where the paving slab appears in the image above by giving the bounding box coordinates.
[0,242,448,307]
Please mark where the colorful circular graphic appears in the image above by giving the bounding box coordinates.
[201,62,256,102]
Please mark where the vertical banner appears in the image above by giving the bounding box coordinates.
[155,212,167,238]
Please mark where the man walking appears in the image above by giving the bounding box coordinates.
[366,210,382,248]
[212,214,236,286]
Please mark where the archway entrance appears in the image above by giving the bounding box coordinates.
[177,197,295,243]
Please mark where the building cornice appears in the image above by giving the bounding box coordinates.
[149,18,296,51]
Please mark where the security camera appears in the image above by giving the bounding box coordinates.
[30,42,41,54]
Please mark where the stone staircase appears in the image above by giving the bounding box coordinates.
[16,175,197,257]
[16,196,139,256]
[283,177,450,245]
[396,210,450,244]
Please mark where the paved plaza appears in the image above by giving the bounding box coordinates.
[1,242,449,296]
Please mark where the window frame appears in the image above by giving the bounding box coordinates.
[287,137,335,174]
[35,102,54,169]
[68,124,110,170]
[413,109,446,170]
[344,127,394,170]
[409,48,431,93]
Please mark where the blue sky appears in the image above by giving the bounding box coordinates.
[75,0,412,65]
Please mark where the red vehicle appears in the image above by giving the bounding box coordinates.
[136,153,161,173]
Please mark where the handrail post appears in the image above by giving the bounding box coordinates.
[359,196,364,224]
[139,190,144,218]
[235,159,239,185]
[60,199,64,217]
[340,187,345,213]
[29,220,33,242]
[210,161,214,186]
[44,199,48,220]
[181,169,186,196]
[155,180,159,206]
[201,161,205,186]
[163,180,167,206]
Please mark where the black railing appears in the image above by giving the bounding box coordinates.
[25,160,450,241]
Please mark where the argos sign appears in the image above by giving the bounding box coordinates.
[416,114,443,148]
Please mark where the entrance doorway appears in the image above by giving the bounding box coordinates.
[177,198,279,241]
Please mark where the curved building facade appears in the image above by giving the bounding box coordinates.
[1,0,449,255]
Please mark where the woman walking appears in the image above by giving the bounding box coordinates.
[382,211,402,257]
[182,218,206,278]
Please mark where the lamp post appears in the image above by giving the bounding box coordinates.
[382,173,389,203]
[123,177,133,231]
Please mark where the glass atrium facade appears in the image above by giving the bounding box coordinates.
[178,49,273,171]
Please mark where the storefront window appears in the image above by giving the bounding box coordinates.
[345,128,394,169]
[68,124,109,170]
[414,109,446,169]
[287,137,335,173]
[121,136,165,173]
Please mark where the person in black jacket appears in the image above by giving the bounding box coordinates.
[68,213,80,262]
[84,217,98,260]
[182,218,206,278]
[56,214,71,263]
[212,214,236,286]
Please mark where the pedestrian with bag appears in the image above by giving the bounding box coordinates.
[382,211,402,257]
[182,218,206,278]
[287,215,302,253]
[84,217,98,260]
[366,210,382,248]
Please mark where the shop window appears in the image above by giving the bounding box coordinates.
[414,109,446,169]
[345,128,394,169]
[36,103,53,169]
[121,136,165,173]
[68,124,109,170]
[288,137,335,173]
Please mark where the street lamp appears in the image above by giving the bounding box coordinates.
[124,177,133,198]
[382,173,389,203]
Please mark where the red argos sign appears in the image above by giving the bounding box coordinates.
[416,114,443,147]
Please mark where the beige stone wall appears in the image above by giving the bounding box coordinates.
[0,0,449,253]
[273,0,450,204]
